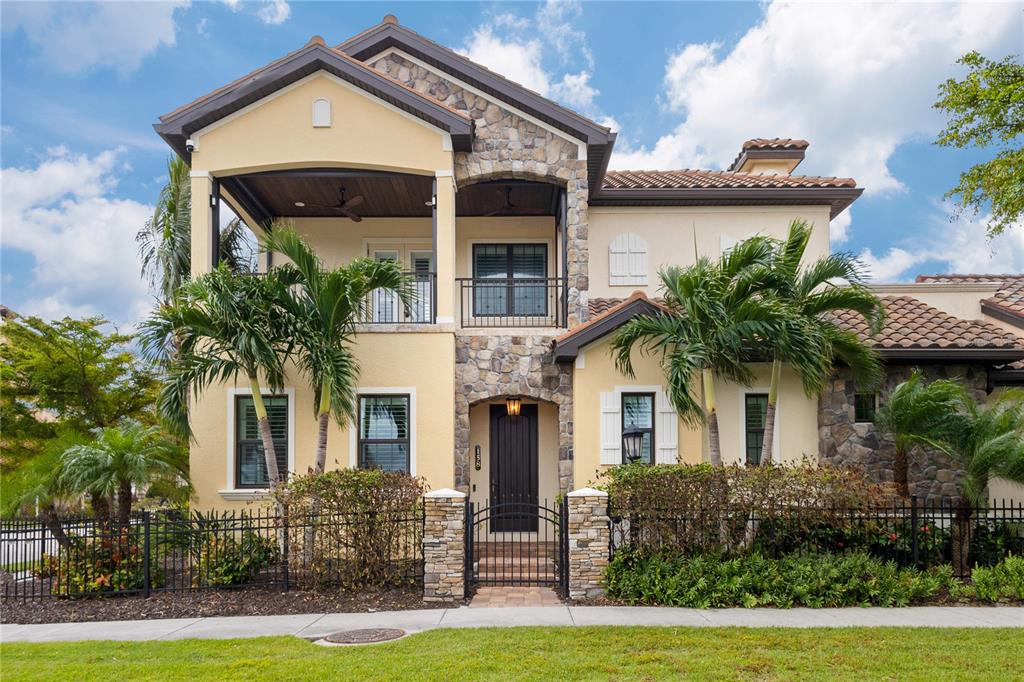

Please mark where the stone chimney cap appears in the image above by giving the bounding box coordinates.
[383,14,398,25]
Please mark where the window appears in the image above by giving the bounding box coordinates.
[854,393,877,423]
[358,395,410,472]
[621,393,655,464]
[472,243,547,316]
[235,395,289,488]
[609,233,648,286]
[744,393,769,466]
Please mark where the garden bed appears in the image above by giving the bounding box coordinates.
[0,585,438,624]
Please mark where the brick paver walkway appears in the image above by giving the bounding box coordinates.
[468,586,563,607]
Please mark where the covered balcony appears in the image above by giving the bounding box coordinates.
[202,168,570,329]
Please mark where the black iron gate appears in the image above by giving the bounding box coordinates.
[465,496,568,594]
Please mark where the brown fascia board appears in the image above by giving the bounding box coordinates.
[726,148,806,173]
[989,368,1024,387]
[589,186,863,219]
[338,23,613,147]
[553,299,664,362]
[154,43,474,162]
[980,300,1024,331]
[877,347,1024,363]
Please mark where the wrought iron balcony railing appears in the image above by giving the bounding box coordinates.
[457,277,567,328]
[360,272,436,325]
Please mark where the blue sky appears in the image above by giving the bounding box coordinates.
[2,1,1022,326]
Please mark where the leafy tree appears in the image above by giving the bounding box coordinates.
[611,237,784,465]
[139,266,294,494]
[136,156,255,303]
[0,315,158,467]
[934,51,1024,238]
[262,225,411,474]
[61,419,187,528]
[757,221,885,464]
[873,370,970,498]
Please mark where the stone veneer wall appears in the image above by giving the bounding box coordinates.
[370,52,591,327]
[819,364,989,503]
[566,488,610,600]
[454,334,573,493]
[422,488,466,603]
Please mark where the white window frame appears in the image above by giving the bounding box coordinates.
[312,97,332,127]
[221,387,295,499]
[608,233,648,286]
[349,387,417,475]
[739,387,780,465]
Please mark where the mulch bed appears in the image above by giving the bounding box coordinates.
[1,586,440,624]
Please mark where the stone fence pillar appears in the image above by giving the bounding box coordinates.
[566,487,610,600]
[422,488,465,603]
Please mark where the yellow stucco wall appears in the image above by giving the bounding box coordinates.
[189,73,452,176]
[466,400,560,508]
[188,332,454,510]
[587,206,832,299]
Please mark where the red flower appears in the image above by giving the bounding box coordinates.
[836,541,845,548]
[889,533,898,542]
[921,525,930,533]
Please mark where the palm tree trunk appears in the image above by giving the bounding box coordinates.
[951,497,974,580]
[40,504,71,549]
[116,480,133,530]
[314,384,331,475]
[759,359,781,466]
[893,446,910,498]
[702,369,722,466]
[90,493,111,525]
[247,376,281,485]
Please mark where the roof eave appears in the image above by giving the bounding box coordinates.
[590,186,863,219]
[876,347,1024,362]
[553,298,664,362]
[980,300,1024,331]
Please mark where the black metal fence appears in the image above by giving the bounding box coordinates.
[1,507,424,600]
[457,277,567,328]
[609,497,1024,578]
[360,272,436,324]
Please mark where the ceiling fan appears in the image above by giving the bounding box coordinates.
[483,186,544,217]
[294,187,364,222]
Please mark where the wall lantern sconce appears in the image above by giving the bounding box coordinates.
[622,426,645,464]
[505,395,522,417]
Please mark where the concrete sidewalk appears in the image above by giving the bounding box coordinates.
[2,606,1021,643]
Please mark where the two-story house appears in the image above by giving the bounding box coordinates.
[155,16,1024,510]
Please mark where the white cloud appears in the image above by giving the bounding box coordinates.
[1,148,153,324]
[2,1,188,75]
[551,71,599,110]
[610,1,1021,195]
[256,0,290,26]
[830,210,853,245]
[196,17,209,37]
[859,210,1024,282]
[459,25,550,94]
[536,0,593,68]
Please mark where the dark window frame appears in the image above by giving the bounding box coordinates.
[744,393,769,466]
[854,393,878,423]
[621,392,656,465]
[357,393,412,473]
[234,393,289,490]
[471,243,549,317]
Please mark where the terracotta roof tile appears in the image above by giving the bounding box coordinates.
[742,138,810,151]
[586,295,1024,351]
[600,169,856,190]
[555,291,667,344]
[916,274,1024,320]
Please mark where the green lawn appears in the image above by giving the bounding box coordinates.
[2,627,1022,681]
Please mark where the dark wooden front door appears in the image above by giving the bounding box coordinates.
[489,403,538,532]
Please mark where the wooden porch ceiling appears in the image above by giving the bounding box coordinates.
[223,170,559,221]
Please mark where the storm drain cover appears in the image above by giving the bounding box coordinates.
[323,628,406,644]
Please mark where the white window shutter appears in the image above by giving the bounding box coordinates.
[655,389,678,464]
[312,98,331,127]
[600,391,622,465]
[609,233,648,286]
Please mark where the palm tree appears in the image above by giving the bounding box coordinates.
[262,225,412,474]
[757,220,885,465]
[61,420,186,529]
[139,266,294,494]
[610,237,784,465]
[873,370,970,498]
[136,157,255,303]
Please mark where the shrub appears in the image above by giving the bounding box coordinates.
[953,555,1024,602]
[39,529,164,595]
[191,530,279,587]
[967,521,1024,568]
[605,550,951,608]
[273,468,425,589]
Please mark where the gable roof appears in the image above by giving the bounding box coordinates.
[336,18,616,191]
[154,37,474,162]
[553,293,1024,363]
[916,274,1024,330]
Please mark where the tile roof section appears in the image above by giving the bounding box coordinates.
[916,274,1024,324]
[584,295,1024,354]
[742,138,810,151]
[600,169,856,190]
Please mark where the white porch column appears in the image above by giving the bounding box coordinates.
[434,172,456,324]
[190,173,214,277]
